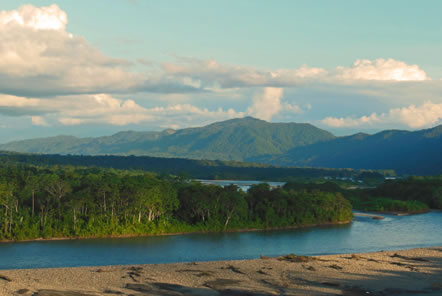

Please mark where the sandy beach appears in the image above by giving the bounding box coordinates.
[1,247,441,296]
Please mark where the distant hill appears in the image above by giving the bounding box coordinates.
[252,125,442,175]
[0,117,441,175]
[0,117,335,160]
[0,151,374,181]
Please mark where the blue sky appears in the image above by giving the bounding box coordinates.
[0,0,441,142]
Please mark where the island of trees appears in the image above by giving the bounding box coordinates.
[0,163,353,241]
[1,158,440,241]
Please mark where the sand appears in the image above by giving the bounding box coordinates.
[0,247,441,295]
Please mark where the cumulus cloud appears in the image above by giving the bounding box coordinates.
[0,4,144,97]
[247,88,284,121]
[336,58,429,81]
[0,2,434,99]
[0,94,149,124]
[1,4,439,134]
[322,102,442,129]
[163,58,327,88]
[162,57,432,90]
[0,4,67,31]
[0,93,244,127]
[57,94,152,125]
[0,3,435,100]
[246,87,307,121]
[390,102,442,128]
[0,4,203,97]
[0,94,53,115]
[322,113,380,128]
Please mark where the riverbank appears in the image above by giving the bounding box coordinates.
[374,209,431,216]
[1,247,441,295]
[0,219,352,244]
[353,209,434,220]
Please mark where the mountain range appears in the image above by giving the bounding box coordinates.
[1,117,441,175]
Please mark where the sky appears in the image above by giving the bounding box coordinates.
[0,0,441,143]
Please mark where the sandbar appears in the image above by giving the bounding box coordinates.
[1,247,441,295]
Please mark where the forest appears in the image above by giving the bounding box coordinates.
[1,156,439,241]
[0,151,390,183]
[285,177,442,213]
[0,163,353,241]
[347,176,442,212]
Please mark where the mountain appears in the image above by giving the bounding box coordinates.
[0,117,335,161]
[1,118,440,175]
[252,125,442,175]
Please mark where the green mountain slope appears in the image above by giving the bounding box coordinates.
[1,118,440,174]
[0,117,335,161]
[252,125,442,175]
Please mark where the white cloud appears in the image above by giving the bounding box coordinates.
[0,4,438,134]
[0,4,203,97]
[144,104,244,129]
[0,94,52,115]
[282,102,304,114]
[390,102,442,128]
[161,57,433,92]
[163,58,326,88]
[0,4,435,101]
[56,94,245,126]
[57,94,152,125]
[0,4,67,31]
[247,88,284,121]
[245,87,307,121]
[0,4,145,97]
[322,113,380,128]
[0,3,434,100]
[271,66,327,79]
[336,58,429,81]
[0,94,150,124]
[322,102,442,129]
[0,93,244,127]
[31,116,49,126]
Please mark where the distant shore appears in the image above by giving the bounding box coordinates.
[0,219,351,244]
[1,247,441,296]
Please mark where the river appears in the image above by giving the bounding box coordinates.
[196,179,285,192]
[1,211,441,270]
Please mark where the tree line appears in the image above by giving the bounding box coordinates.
[0,163,353,241]
[284,177,442,212]
[0,152,390,182]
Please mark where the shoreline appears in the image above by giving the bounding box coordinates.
[363,209,431,216]
[0,219,352,244]
[1,209,436,244]
[1,247,441,295]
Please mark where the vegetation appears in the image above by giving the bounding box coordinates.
[0,117,335,161]
[372,176,442,209]
[287,177,442,213]
[345,176,442,212]
[0,117,440,175]
[0,163,353,241]
[270,178,441,213]
[1,152,439,241]
[348,197,429,213]
[259,125,442,175]
[0,151,389,183]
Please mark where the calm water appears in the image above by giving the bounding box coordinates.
[1,211,441,270]
[197,179,285,192]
